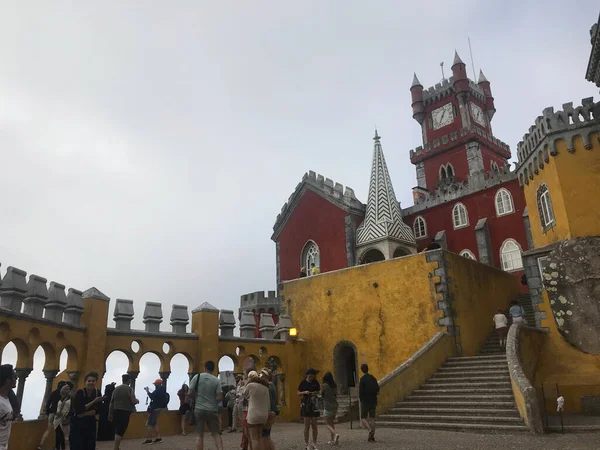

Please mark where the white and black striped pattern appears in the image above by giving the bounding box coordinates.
[356,134,416,246]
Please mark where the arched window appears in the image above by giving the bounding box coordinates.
[460,250,477,260]
[500,239,523,271]
[536,183,555,232]
[446,164,455,178]
[440,166,447,180]
[495,188,514,216]
[452,203,469,229]
[413,216,427,239]
[301,241,320,275]
[491,161,499,172]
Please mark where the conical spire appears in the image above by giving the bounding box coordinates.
[452,50,464,67]
[356,132,415,247]
[478,69,488,83]
[411,73,422,88]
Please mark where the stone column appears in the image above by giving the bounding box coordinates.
[159,372,170,391]
[170,305,190,334]
[0,267,28,313]
[39,370,59,419]
[143,302,163,332]
[23,275,49,318]
[127,371,139,393]
[259,313,276,340]
[218,310,236,337]
[67,371,80,389]
[15,368,32,408]
[239,311,257,339]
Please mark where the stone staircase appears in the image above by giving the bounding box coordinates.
[318,394,358,424]
[516,293,536,326]
[378,334,528,432]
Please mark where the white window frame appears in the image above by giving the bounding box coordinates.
[495,188,515,217]
[413,216,427,240]
[537,185,556,230]
[301,240,320,276]
[500,239,524,272]
[460,249,477,260]
[452,203,469,229]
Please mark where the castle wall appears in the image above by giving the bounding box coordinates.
[422,145,469,187]
[277,189,358,281]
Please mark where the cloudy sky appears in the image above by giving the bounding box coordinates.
[1,1,598,418]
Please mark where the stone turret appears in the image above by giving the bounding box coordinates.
[411,73,426,125]
[275,314,292,340]
[478,70,496,121]
[0,267,27,313]
[239,311,257,339]
[259,313,276,340]
[44,282,68,322]
[143,302,163,332]
[23,275,48,319]
[451,51,469,97]
[64,288,84,326]
[219,310,236,337]
[114,299,135,331]
[170,305,189,334]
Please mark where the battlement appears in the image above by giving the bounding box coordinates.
[0,264,85,327]
[272,170,365,239]
[516,97,600,167]
[403,165,517,214]
[409,125,511,163]
[421,77,485,106]
[240,290,278,306]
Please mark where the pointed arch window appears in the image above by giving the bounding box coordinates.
[439,163,455,181]
[460,249,477,260]
[440,166,447,180]
[446,164,454,178]
[491,161,500,172]
[495,188,514,216]
[452,203,469,229]
[500,239,523,271]
[413,216,427,239]
[536,183,555,232]
[301,241,320,276]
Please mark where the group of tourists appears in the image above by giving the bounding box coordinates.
[493,299,529,349]
[298,363,379,450]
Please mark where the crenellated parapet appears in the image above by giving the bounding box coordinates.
[409,125,511,164]
[420,76,486,106]
[403,164,517,215]
[516,97,600,187]
[272,170,365,240]
[0,266,84,326]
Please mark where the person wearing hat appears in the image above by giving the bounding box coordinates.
[297,368,321,450]
[0,364,16,450]
[142,378,169,445]
[243,370,270,450]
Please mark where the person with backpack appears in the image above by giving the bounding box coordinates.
[109,374,139,450]
[297,368,320,450]
[189,360,224,450]
[358,364,379,443]
[509,300,527,325]
[70,371,105,450]
[142,378,169,445]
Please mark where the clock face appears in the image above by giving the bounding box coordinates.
[431,103,454,130]
[470,102,486,127]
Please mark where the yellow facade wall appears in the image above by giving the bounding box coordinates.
[533,291,600,414]
[447,253,520,356]
[280,254,443,383]
[523,132,600,248]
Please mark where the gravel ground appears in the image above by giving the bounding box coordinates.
[97,422,600,450]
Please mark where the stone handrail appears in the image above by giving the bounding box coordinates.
[506,324,547,434]
[377,332,455,414]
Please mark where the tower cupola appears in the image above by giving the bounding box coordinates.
[478,69,496,120]
[451,51,469,97]
[410,73,426,125]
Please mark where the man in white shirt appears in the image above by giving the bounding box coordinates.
[493,309,508,349]
[0,364,17,450]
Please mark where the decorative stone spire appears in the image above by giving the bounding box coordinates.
[411,73,422,88]
[478,69,488,83]
[355,131,416,259]
[452,50,465,68]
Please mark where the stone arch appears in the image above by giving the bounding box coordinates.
[333,341,358,395]
[360,248,385,264]
[0,322,10,343]
[36,342,58,371]
[140,350,168,372]
[301,240,320,274]
[169,352,194,374]
[104,350,131,387]
[243,355,259,372]
[58,345,79,372]
[264,355,282,374]
[2,338,30,368]
[392,247,410,258]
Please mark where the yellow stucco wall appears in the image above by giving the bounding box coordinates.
[523,132,600,247]
[280,254,444,383]
[447,253,520,356]
[533,292,600,413]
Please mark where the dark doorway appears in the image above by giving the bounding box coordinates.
[333,341,358,395]
[393,247,410,258]
[361,249,385,264]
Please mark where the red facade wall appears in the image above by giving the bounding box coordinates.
[277,189,355,282]
[423,145,470,188]
[405,179,528,275]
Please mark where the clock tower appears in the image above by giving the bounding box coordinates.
[409,51,509,197]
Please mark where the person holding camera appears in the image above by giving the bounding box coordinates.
[142,379,169,445]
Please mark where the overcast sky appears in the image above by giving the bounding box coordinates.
[1,1,598,419]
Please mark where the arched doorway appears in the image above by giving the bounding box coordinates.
[393,247,410,258]
[333,341,358,395]
[360,249,385,264]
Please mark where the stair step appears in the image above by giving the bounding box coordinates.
[421,382,511,389]
[388,407,519,416]
[407,394,515,401]
[429,375,510,382]
[413,388,513,395]
[377,421,529,432]
[378,414,524,423]
[446,355,506,362]
[445,359,507,366]
[402,400,516,408]
[442,363,507,370]
[437,367,507,374]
